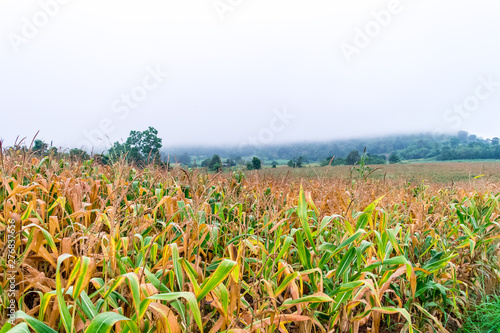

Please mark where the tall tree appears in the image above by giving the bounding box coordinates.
[33,140,48,155]
[69,148,90,160]
[109,127,163,163]
[346,150,361,165]
[208,154,222,172]
[252,157,262,170]
[389,153,401,164]
[127,127,162,159]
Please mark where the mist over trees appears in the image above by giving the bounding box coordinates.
[166,131,500,166]
[17,130,500,169]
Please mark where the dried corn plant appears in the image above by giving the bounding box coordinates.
[0,151,499,332]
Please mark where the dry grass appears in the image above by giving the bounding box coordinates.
[263,162,500,184]
[1,151,500,332]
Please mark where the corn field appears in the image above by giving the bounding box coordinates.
[1,154,500,332]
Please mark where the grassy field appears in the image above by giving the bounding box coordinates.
[1,155,500,332]
[261,162,500,183]
[402,158,500,164]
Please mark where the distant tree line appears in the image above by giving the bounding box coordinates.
[167,131,500,166]
[19,130,500,172]
[166,132,454,162]
[200,155,262,172]
[318,151,387,166]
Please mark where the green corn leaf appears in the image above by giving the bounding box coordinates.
[214,283,230,318]
[321,229,366,257]
[171,243,184,291]
[55,253,74,333]
[298,187,317,254]
[0,322,13,333]
[336,247,356,278]
[84,312,131,333]
[198,259,236,302]
[280,293,333,308]
[24,224,57,254]
[356,196,384,231]
[180,258,201,295]
[122,273,142,319]
[38,291,56,321]
[274,272,299,296]
[13,311,57,333]
[73,256,92,299]
[319,215,342,234]
[296,230,312,270]
[338,281,364,293]
[95,276,126,301]
[274,236,294,265]
[8,324,30,333]
[77,290,98,320]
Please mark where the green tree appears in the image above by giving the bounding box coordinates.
[346,150,360,165]
[438,147,454,160]
[366,154,386,165]
[94,153,110,165]
[207,155,222,172]
[69,148,90,160]
[109,127,163,164]
[468,134,477,143]
[252,157,262,170]
[108,141,143,163]
[321,156,333,167]
[127,127,162,160]
[321,156,347,166]
[389,153,401,164]
[297,156,304,168]
[288,156,304,168]
[271,161,278,168]
[450,137,460,148]
[33,140,48,155]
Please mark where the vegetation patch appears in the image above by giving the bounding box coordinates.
[1,149,500,332]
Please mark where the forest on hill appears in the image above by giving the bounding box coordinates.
[166,130,500,166]
[19,129,500,168]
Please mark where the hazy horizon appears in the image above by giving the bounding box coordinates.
[1,0,500,150]
[2,129,492,153]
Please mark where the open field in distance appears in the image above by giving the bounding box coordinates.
[259,162,500,184]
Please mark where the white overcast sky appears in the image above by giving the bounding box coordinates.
[0,0,499,151]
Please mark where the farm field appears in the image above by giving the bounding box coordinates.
[1,156,500,332]
[261,162,500,184]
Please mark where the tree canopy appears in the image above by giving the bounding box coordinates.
[108,127,163,164]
